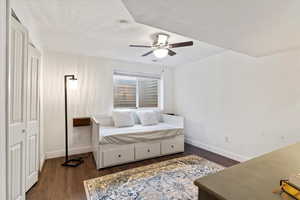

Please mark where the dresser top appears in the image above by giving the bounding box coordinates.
[194,142,300,200]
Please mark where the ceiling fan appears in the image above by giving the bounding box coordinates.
[129,33,193,59]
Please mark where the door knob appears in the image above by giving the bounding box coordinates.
[22,129,26,133]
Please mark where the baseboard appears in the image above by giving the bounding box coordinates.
[39,154,45,171]
[185,137,250,162]
[45,146,92,159]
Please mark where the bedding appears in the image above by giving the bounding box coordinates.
[153,110,163,122]
[99,123,183,144]
[112,111,134,128]
[136,111,158,126]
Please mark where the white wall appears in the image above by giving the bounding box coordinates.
[174,50,300,161]
[0,0,7,199]
[43,51,174,158]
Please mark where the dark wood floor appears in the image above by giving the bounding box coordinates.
[26,143,239,200]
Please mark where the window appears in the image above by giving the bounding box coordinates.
[113,71,161,108]
[113,76,137,108]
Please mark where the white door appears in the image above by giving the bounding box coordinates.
[8,17,28,200]
[26,45,41,191]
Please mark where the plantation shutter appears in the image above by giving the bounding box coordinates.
[113,76,137,108]
[138,79,159,107]
[113,70,161,108]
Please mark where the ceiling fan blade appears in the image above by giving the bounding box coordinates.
[169,41,193,48]
[142,50,154,57]
[168,49,177,56]
[129,45,152,48]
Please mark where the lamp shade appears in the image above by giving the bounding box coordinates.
[68,78,78,90]
[153,48,168,58]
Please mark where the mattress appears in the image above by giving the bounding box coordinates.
[99,123,183,144]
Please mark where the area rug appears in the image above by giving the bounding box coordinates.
[84,155,224,200]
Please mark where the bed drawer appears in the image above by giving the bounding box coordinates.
[102,145,134,167]
[161,136,184,155]
[135,142,161,160]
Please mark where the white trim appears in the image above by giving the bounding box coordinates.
[136,78,139,108]
[39,154,45,171]
[45,146,92,159]
[0,0,7,199]
[39,51,45,172]
[185,137,251,162]
[113,70,161,80]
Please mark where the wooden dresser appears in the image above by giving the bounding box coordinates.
[194,142,300,200]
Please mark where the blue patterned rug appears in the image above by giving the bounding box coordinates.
[84,155,224,200]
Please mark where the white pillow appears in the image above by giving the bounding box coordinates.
[112,111,135,128]
[137,111,159,126]
[153,110,162,122]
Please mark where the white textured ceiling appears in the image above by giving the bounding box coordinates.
[123,0,300,57]
[14,0,224,66]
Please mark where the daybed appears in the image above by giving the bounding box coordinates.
[91,113,184,169]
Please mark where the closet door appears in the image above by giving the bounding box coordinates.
[8,17,28,200]
[26,45,41,191]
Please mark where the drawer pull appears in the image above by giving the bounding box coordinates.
[147,149,151,153]
[118,154,122,158]
[171,145,174,148]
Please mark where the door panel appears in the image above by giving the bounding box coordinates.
[29,54,38,120]
[27,135,37,178]
[26,45,41,191]
[10,143,23,200]
[10,28,25,124]
[8,17,28,200]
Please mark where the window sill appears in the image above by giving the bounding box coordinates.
[113,107,162,112]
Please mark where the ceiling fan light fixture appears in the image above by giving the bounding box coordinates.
[157,33,169,45]
[153,48,168,58]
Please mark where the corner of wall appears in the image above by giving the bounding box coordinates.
[39,154,45,171]
[185,137,251,162]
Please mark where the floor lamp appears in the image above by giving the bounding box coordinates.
[62,75,84,167]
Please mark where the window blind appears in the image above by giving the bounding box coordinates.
[113,76,137,108]
[113,70,161,108]
[138,79,159,107]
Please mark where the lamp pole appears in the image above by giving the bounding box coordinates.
[62,75,83,167]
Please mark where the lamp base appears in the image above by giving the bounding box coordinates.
[62,157,84,167]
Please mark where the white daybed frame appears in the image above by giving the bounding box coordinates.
[91,114,184,169]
